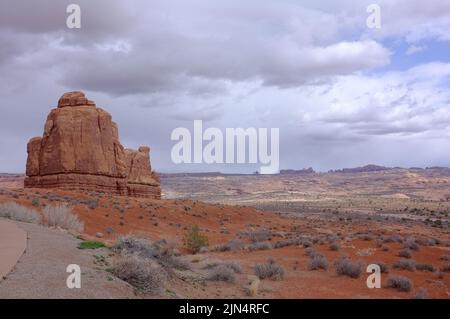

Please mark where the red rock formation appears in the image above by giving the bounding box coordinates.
[24,91,161,198]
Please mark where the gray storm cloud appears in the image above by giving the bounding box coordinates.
[0,0,450,173]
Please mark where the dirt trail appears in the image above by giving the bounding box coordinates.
[0,220,136,299]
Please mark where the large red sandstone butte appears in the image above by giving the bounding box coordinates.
[24,91,161,198]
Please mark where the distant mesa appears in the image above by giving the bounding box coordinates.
[24,91,161,198]
[328,164,391,174]
[279,168,315,174]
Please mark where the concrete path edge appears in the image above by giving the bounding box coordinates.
[0,219,27,280]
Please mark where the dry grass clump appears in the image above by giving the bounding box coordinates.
[398,248,412,258]
[334,257,363,278]
[305,247,319,257]
[112,254,165,293]
[386,275,412,292]
[254,258,285,280]
[241,228,272,243]
[402,237,419,251]
[357,233,375,241]
[43,205,84,232]
[114,235,189,271]
[414,287,428,299]
[247,241,272,251]
[381,234,403,243]
[207,262,242,283]
[213,239,244,252]
[441,264,450,272]
[308,254,328,270]
[393,259,416,271]
[0,202,41,223]
[415,263,435,272]
[329,242,340,251]
[370,261,389,273]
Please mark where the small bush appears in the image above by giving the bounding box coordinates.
[440,254,450,261]
[305,247,318,257]
[415,263,435,272]
[247,241,272,251]
[207,264,237,283]
[329,242,340,251]
[393,259,416,271]
[0,202,41,223]
[78,241,105,250]
[371,261,389,273]
[441,264,450,272]
[302,239,313,248]
[114,236,189,271]
[114,235,155,257]
[112,255,165,293]
[245,229,272,243]
[214,239,244,252]
[273,239,295,249]
[414,287,428,299]
[398,248,412,258]
[402,237,419,251]
[334,258,363,278]
[382,235,403,243]
[31,198,40,207]
[86,199,98,210]
[254,259,285,280]
[43,205,84,232]
[358,233,375,241]
[308,254,328,270]
[386,275,412,292]
[184,225,209,254]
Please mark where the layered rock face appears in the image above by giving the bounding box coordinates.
[25,92,161,198]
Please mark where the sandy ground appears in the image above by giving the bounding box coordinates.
[0,220,136,299]
[0,177,449,298]
[0,219,26,280]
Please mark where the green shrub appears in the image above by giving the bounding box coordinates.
[78,241,106,250]
[184,225,209,254]
[31,198,40,207]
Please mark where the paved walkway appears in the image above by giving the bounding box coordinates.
[0,221,137,298]
[0,219,27,280]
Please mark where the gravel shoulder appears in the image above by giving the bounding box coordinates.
[0,220,137,299]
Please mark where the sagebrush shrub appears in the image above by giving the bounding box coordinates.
[415,263,435,272]
[308,254,328,270]
[207,264,237,283]
[43,205,84,232]
[112,255,165,293]
[114,235,189,270]
[414,287,428,299]
[386,275,412,292]
[398,248,412,258]
[329,242,340,251]
[393,259,416,271]
[0,202,41,223]
[247,241,272,251]
[254,259,285,280]
[371,261,389,273]
[334,258,363,278]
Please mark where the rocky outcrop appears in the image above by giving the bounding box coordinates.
[24,91,161,198]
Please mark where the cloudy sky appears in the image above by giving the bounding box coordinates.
[1,0,450,173]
